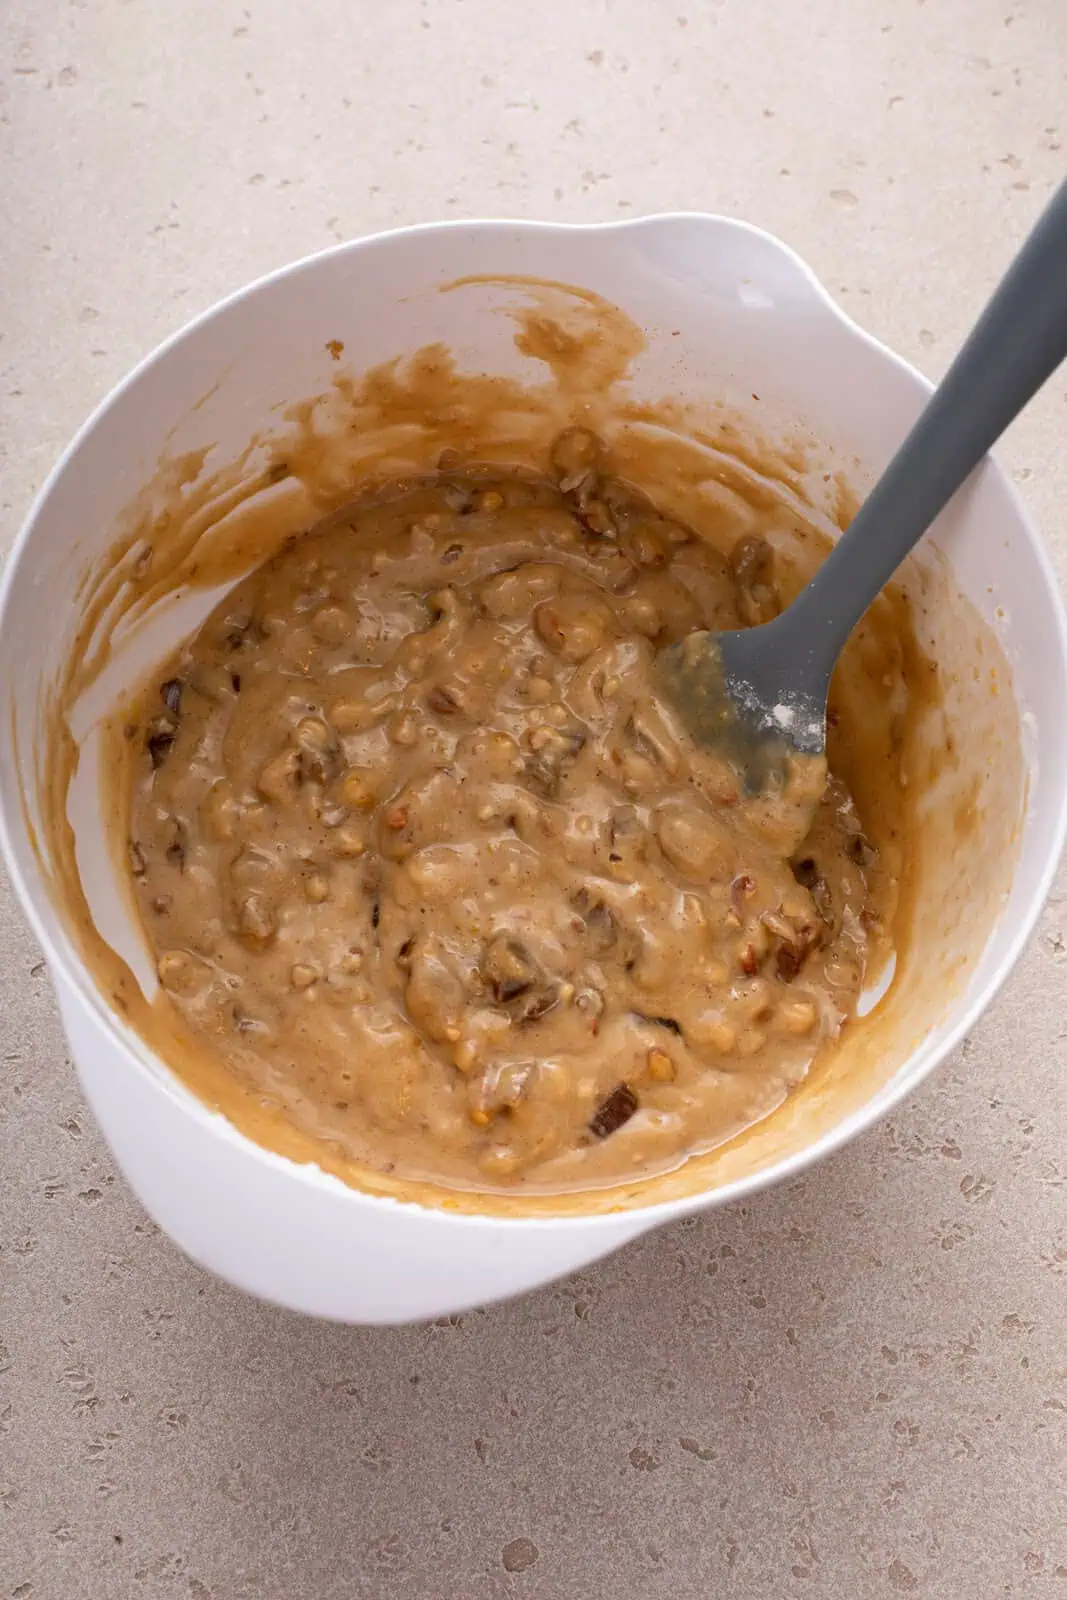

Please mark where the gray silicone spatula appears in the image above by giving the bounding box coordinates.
[659,179,1067,790]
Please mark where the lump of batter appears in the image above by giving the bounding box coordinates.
[122,429,884,1192]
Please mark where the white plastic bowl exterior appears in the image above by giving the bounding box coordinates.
[2,216,1066,1325]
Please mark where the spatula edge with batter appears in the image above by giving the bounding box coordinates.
[659,180,1067,807]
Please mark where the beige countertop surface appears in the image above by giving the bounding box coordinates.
[2,1,1066,1595]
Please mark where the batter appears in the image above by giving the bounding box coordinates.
[119,429,890,1191]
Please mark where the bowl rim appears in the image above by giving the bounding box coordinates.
[3,210,1066,1232]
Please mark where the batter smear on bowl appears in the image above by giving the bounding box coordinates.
[120,430,893,1191]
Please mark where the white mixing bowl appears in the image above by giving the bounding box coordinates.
[2,216,1065,1324]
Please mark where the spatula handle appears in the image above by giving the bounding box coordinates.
[790,179,1067,673]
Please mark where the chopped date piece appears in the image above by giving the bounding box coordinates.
[482,936,536,1004]
[128,840,148,879]
[146,721,176,768]
[776,944,803,981]
[513,983,560,1025]
[224,614,265,651]
[160,678,184,716]
[482,937,559,1024]
[164,819,188,870]
[549,429,618,536]
[575,497,616,539]
[575,987,605,1021]
[572,887,621,955]
[294,717,341,784]
[773,913,821,979]
[426,685,460,716]
[558,726,588,760]
[792,856,818,887]
[232,1004,269,1035]
[632,1011,683,1036]
[523,724,587,796]
[443,483,474,514]
[845,833,875,867]
[589,1082,639,1140]
[730,872,756,916]
[550,426,603,488]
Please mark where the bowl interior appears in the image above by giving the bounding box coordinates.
[2,215,1064,1214]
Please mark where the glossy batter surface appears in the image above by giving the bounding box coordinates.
[123,433,884,1191]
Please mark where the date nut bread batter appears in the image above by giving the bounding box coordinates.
[118,428,893,1193]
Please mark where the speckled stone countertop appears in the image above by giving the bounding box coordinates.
[2,2,1066,1595]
